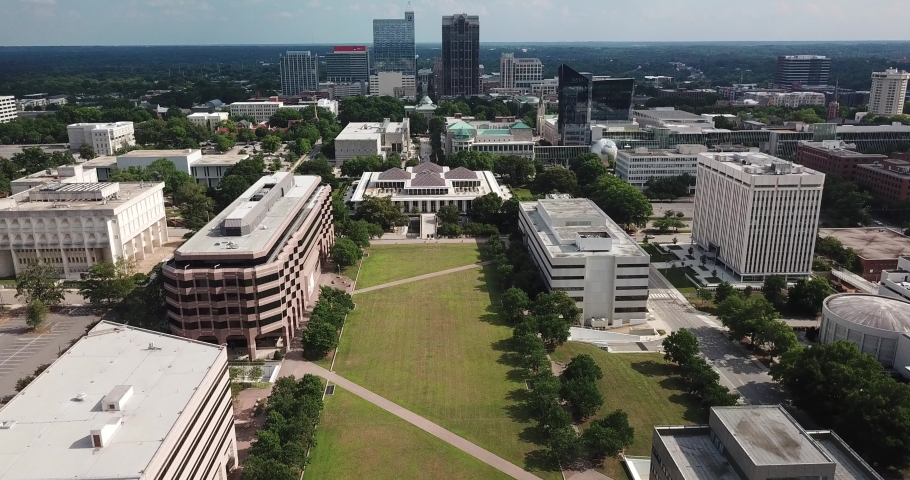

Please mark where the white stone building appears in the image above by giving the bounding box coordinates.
[0,182,168,279]
[228,101,283,123]
[500,54,543,90]
[615,144,706,190]
[518,198,650,328]
[743,91,826,108]
[0,96,16,124]
[187,111,230,132]
[369,72,417,99]
[191,154,250,188]
[869,68,910,117]
[334,118,410,164]
[692,152,824,282]
[0,320,238,479]
[81,149,247,188]
[445,117,535,158]
[67,122,136,156]
[11,164,98,194]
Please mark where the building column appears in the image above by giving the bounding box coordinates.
[143,227,154,254]
[246,331,258,360]
[60,247,70,279]
[159,218,170,244]
[10,249,20,277]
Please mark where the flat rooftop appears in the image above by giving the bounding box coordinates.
[337,121,405,140]
[818,228,910,260]
[712,406,829,467]
[0,321,224,480]
[520,199,646,258]
[633,108,707,121]
[193,153,249,166]
[119,149,199,158]
[657,426,739,480]
[799,142,886,158]
[701,152,823,178]
[0,182,162,213]
[79,155,117,168]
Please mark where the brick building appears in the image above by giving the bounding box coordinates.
[796,140,886,181]
[856,159,910,203]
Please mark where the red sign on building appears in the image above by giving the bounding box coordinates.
[334,46,366,52]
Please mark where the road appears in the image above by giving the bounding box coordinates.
[648,266,785,405]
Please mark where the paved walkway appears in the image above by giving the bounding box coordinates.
[282,358,541,480]
[353,261,493,295]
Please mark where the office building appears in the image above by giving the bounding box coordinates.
[81,149,248,188]
[66,122,136,156]
[0,321,238,480]
[0,96,15,123]
[349,163,509,214]
[500,54,543,90]
[326,46,370,83]
[441,14,480,97]
[869,68,910,117]
[318,81,368,99]
[743,91,826,107]
[649,406,882,480]
[0,182,168,280]
[10,163,98,195]
[856,159,910,202]
[796,140,886,182]
[518,198,650,327]
[557,65,593,146]
[657,88,717,100]
[369,72,417,99]
[773,55,831,88]
[334,118,410,164]
[592,77,634,123]
[615,145,705,190]
[818,227,910,281]
[163,173,333,359]
[228,101,283,123]
[820,294,910,378]
[692,152,824,282]
[445,117,534,158]
[187,112,230,132]
[632,108,715,129]
[531,77,559,100]
[373,8,415,75]
[279,51,319,96]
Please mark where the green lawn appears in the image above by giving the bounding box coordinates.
[510,187,539,201]
[659,266,699,294]
[334,265,561,479]
[640,244,674,262]
[551,343,707,478]
[353,243,484,288]
[306,387,513,480]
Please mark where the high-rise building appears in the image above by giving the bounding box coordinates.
[773,55,831,88]
[279,51,319,96]
[372,7,416,75]
[66,122,136,155]
[0,96,15,123]
[557,64,592,146]
[591,77,634,123]
[692,152,824,282]
[369,72,417,99]
[441,14,480,97]
[326,46,370,83]
[499,53,543,90]
[869,68,910,116]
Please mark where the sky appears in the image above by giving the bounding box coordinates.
[2,0,910,46]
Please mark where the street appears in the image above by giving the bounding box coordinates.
[648,266,785,405]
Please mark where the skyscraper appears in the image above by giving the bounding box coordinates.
[326,46,370,83]
[279,51,318,96]
[441,14,480,97]
[500,53,543,90]
[773,55,831,88]
[591,77,634,123]
[557,64,592,146]
[372,6,416,75]
[869,68,910,117]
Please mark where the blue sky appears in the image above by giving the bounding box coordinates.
[1,0,909,46]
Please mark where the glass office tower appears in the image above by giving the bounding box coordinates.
[557,64,592,146]
[441,13,480,97]
[372,7,416,75]
[591,78,634,123]
[279,51,318,96]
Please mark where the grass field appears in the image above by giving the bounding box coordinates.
[353,243,484,288]
[640,243,674,263]
[551,343,707,478]
[306,387,513,480]
[334,265,561,479]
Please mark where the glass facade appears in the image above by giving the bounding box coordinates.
[591,78,634,123]
[557,65,592,146]
[441,14,480,97]
[279,51,318,96]
[325,46,370,83]
[372,10,416,75]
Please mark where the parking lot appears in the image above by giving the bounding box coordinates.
[0,307,100,400]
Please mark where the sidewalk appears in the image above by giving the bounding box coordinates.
[353,261,493,294]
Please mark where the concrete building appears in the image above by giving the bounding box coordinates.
[441,14,480,97]
[228,101,283,123]
[820,294,910,378]
[650,406,882,480]
[615,144,705,191]
[657,89,718,100]
[11,164,98,195]
[372,7,416,75]
[743,91,826,107]
[774,55,831,88]
[0,321,238,480]
[518,198,650,328]
[632,108,715,129]
[869,68,910,117]
[0,96,15,124]
[405,96,438,119]
[66,122,136,156]
[531,77,559,100]
[369,72,417,99]
[318,81,368,100]
[445,117,534,158]
[692,152,824,282]
[163,173,333,359]
[279,51,319,96]
[81,149,248,189]
[187,112,230,132]
[348,163,508,214]
[856,159,910,203]
[0,182,168,279]
[500,54,543,90]
[334,118,410,164]
[325,46,370,83]
[879,257,910,309]
[191,154,251,188]
[796,140,886,182]
[818,228,910,281]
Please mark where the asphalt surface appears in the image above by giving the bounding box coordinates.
[648,266,785,405]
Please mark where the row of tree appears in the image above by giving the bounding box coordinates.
[301,287,355,359]
[759,274,832,316]
[661,329,741,406]
[715,294,798,357]
[644,174,696,201]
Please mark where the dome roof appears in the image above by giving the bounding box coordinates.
[419,96,433,105]
[591,138,618,155]
[825,294,910,333]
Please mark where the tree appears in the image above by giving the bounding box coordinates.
[408,112,428,135]
[533,167,578,195]
[248,365,264,382]
[696,287,713,306]
[537,313,571,351]
[436,204,461,225]
[213,133,236,153]
[761,275,787,311]
[261,135,281,153]
[357,196,407,230]
[533,291,582,325]
[447,150,496,171]
[241,455,299,480]
[583,409,635,460]
[759,320,798,357]
[237,128,257,144]
[562,354,604,383]
[560,377,604,421]
[268,108,304,128]
[302,320,339,359]
[145,158,195,197]
[16,262,64,306]
[714,281,735,303]
[470,192,503,225]
[569,153,608,187]
[437,223,463,238]
[79,256,139,309]
[786,277,831,316]
[331,238,363,268]
[501,287,530,324]
[494,155,536,185]
[662,328,699,365]
[26,300,47,330]
[338,219,374,248]
[297,157,336,187]
[550,425,584,464]
[340,155,397,177]
[585,175,653,229]
[78,142,96,160]
[716,295,780,344]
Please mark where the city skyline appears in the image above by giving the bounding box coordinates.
[1,0,910,46]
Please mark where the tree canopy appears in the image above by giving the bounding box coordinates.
[584,174,653,229]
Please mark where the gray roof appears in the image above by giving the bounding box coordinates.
[825,294,910,333]
[712,406,830,467]
[444,167,479,180]
[413,162,444,174]
[377,167,411,180]
[410,172,446,187]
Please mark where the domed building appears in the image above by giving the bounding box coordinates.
[405,96,437,119]
[590,138,618,163]
[820,293,910,377]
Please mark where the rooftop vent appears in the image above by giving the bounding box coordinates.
[148,342,161,351]
[101,385,134,412]
[75,392,87,402]
[0,421,16,430]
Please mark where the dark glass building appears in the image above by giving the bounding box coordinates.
[441,14,480,97]
[591,78,634,123]
[557,64,592,146]
[774,55,831,88]
[372,8,416,75]
[325,46,370,83]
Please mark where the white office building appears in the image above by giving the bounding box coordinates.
[0,182,168,279]
[369,72,417,99]
[187,111,230,132]
[615,144,706,190]
[67,122,136,156]
[445,117,535,158]
[692,152,824,282]
[743,91,826,108]
[869,68,910,117]
[279,51,319,96]
[500,54,543,90]
[632,108,715,129]
[0,320,238,479]
[11,164,98,194]
[334,118,410,164]
[519,198,650,328]
[0,96,15,124]
[228,101,283,124]
[81,149,247,188]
